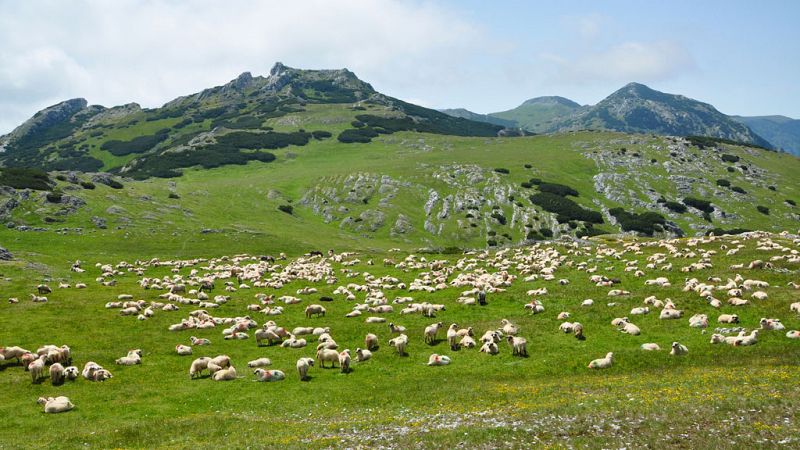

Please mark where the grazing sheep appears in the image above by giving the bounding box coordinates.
[424,322,443,344]
[212,365,237,381]
[364,333,378,351]
[355,348,372,362]
[253,368,285,382]
[49,363,65,385]
[506,336,528,357]
[297,357,314,381]
[339,349,351,373]
[670,342,688,356]
[1,345,32,363]
[304,304,326,318]
[255,328,282,346]
[427,354,451,366]
[247,358,272,368]
[29,355,47,383]
[316,348,339,368]
[189,357,212,378]
[388,334,409,356]
[176,345,193,356]
[760,318,785,331]
[640,343,661,351]
[588,352,613,369]
[38,396,74,414]
[718,314,740,324]
[447,324,459,351]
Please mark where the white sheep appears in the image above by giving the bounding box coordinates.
[427,354,451,366]
[212,365,237,381]
[189,357,212,378]
[365,316,386,323]
[718,314,739,324]
[659,308,683,320]
[506,336,528,357]
[790,302,800,313]
[640,343,661,351]
[316,348,339,368]
[619,322,641,336]
[786,330,800,339]
[49,363,65,385]
[29,355,47,383]
[247,358,272,368]
[388,323,407,334]
[760,318,785,331]
[670,342,688,356]
[339,349,351,373]
[460,335,477,348]
[355,348,372,362]
[253,368,285,382]
[176,345,193,356]
[38,396,74,413]
[63,366,79,381]
[304,304,326,318]
[424,322,443,344]
[500,319,519,336]
[446,324,459,351]
[479,341,499,355]
[190,336,211,346]
[630,307,649,315]
[388,334,409,356]
[116,349,143,365]
[588,352,613,369]
[297,357,314,381]
[736,330,760,346]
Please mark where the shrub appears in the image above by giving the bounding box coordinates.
[768,185,777,191]
[727,167,735,173]
[609,208,667,236]
[787,199,796,206]
[278,204,293,215]
[730,186,747,194]
[494,168,509,174]
[490,211,507,225]
[526,230,542,240]
[311,130,332,140]
[106,179,124,189]
[682,197,714,213]
[338,128,379,143]
[538,182,578,197]
[716,179,730,187]
[720,153,740,163]
[664,201,687,213]
[486,239,498,247]
[529,192,603,224]
[55,174,67,181]
[168,192,180,199]
[703,212,713,222]
[80,181,96,190]
[520,182,533,189]
[539,228,553,238]
[0,168,53,190]
[524,164,532,169]
[651,158,657,163]
[46,191,63,203]
[487,230,496,236]
[101,128,170,156]
[529,178,542,185]
[757,205,769,215]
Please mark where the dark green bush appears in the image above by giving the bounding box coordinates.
[768,185,777,191]
[524,164,532,169]
[0,168,52,190]
[107,179,124,189]
[720,153,740,163]
[727,167,735,173]
[539,228,553,238]
[716,179,730,187]
[337,128,379,143]
[494,168,509,174]
[664,201,687,213]
[46,191,63,203]
[683,197,714,213]
[520,182,533,189]
[757,205,769,215]
[730,186,747,194]
[529,192,603,224]
[609,207,666,236]
[490,211,507,225]
[278,204,293,215]
[80,181,95,190]
[538,182,578,197]
[529,178,542,185]
[787,199,797,206]
[311,130,332,140]
[486,239,498,247]
[168,192,180,199]
[101,128,170,156]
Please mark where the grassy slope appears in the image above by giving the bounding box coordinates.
[0,235,798,448]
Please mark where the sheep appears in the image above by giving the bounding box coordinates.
[63,366,79,381]
[786,330,800,339]
[506,336,528,357]
[728,297,749,306]
[255,328,282,346]
[388,334,409,356]
[189,357,212,378]
[49,363,65,385]
[355,348,372,362]
[339,349,352,373]
[304,304,326,318]
[91,369,113,382]
[190,336,211,346]
[760,318,785,331]
[29,355,47,383]
[427,354,451,366]
[630,307,649,315]
[364,333,378,351]
[447,324,459,351]
[460,335,477,348]
[736,330,760,346]
[689,314,709,328]
[588,352,613,369]
[316,348,339,368]
[670,342,688,356]
[247,358,272,368]
[388,323,407,334]
[280,335,307,348]
[253,368,285,382]
[659,308,683,320]
[718,314,740,324]
[557,312,571,320]
[581,299,594,307]
[479,341,499,355]
[500,319,518,336]
[611,317,629,327]
[0,345,32,363]
[524,300,545,314]
[619,322,641,336]
[791,302,800,313]
[38,396,74,414]
[559,322,575,333]
[640,343,661,351]
[573,323,585,341]
[292,327,314,336]
[424,322,442,345]
[176,345,193,356]
[751,291,768,300]
[116,349,143,365]
[297,357,314,381]
[212,365,237,381]
[365,317,386,323]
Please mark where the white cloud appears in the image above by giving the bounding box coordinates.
[544,40,696,85]
[0,0,483,133]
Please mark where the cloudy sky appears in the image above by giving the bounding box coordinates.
[1,0,798,133]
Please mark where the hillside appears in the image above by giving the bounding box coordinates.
[437,108,516,128]
[732,115,800,156]
[489,96,581,132]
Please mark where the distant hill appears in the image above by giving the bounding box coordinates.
[489,96,581,133]
[732,115,800,156]
[438,108,516,128]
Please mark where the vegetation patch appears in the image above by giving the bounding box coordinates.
[529,192,603,224]
[101,129,171,156]
[609,207,666,236]
[682,197,714,213]
[664,201,687,213]
[757,205,770,215]
[0,167,53,190]
[538,182,579,197]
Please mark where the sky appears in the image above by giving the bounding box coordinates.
[1,0,799,133]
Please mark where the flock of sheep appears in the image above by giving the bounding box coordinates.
[2,230,799,414]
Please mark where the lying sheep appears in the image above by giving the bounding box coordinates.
[64,366,79,381]
[500,319,518,336]
[790,302,800,314]
[280,335,307,348]
[588,352,613,369]
[573,323,585,341]
[718,314,739,324]
[559,322,575,333]
[427,354,451,366]
[176,345,193,356]
[670,342,688,356]
[297,357,314,381]
[786,330,800,339]
[506,336,528,357]
[355,348,372,362]
[38,396,74,414]
[659,308,683,320]
[388,334,409,356]
[689,314,709,328]
[190,336,211,346]
[640,343,661,351]
[736,330,759,346]
[253,368,285,382]
[247,358,272,368]
[388,323,407,334]
[760,318,785,331]
[630,307,649,315]
[619,322,641,336]
[479,341,499,355]
[460,335,477,348]
[212,365,237,381]
[116,349,143,365]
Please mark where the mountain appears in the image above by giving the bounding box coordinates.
[732,115,800,156]
[548,83,772,148]
[489,96,581,132]
[438,108,516,128]
[0,63,505,178]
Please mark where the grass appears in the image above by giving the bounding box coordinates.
[0,231,799,448]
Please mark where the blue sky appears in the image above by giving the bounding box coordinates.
[1,0,798,133]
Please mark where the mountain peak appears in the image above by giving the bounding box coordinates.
[521,96,580,108]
